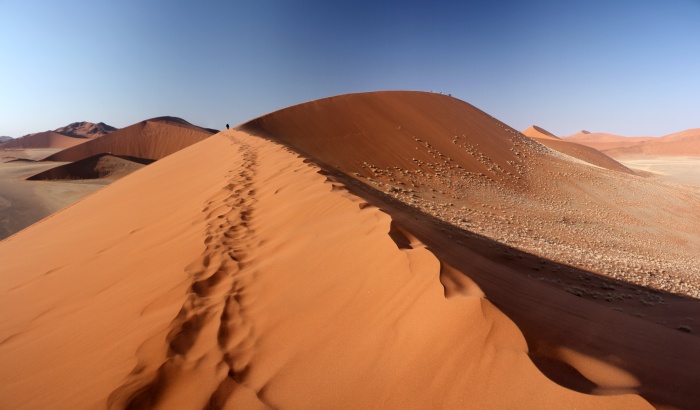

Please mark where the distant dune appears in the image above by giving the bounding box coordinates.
[0,122,116,150]
[605,128,700,157]
[563,128,700,157]
[563,131,655,152]
[2,91,699,409]
[522,125,560,140]
[0,131,90,150]
[43,117,215,162]
[522,126,633,173]
[0,136,12,143]
[54,121,117,139]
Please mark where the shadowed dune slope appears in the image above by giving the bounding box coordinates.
[0,131,649,409]
[0,131,89,149]
[27,154,151,181]
[43,117,215,162]
[523,126,633,173]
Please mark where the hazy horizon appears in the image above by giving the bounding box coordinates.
[2,0,699,138]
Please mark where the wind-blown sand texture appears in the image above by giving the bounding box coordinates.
[43,117,215,163]
[1,92,699,409]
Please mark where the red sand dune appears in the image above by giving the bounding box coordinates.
[522,125,560,140]
[604,128,700,157]
[0,122,116,150]
[242,91,530,184]
[244,92,700,409]
[0,130,649,409]
[43,117,215,162]
[0,131,90,150]
[563,131,655,152]
[2,91,699,409]
[522,126,633,173]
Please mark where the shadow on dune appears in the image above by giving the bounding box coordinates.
[250,137,700,409]
[324,167,700,409]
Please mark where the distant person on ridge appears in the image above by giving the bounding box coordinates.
[226,123,229,130]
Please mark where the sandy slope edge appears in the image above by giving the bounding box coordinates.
[0,131,649,409]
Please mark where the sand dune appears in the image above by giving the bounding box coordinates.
[244,91,700,408]
[605,129,700,157]
[0,131,90,150]
[0,130,649,409]
[27,154,151,181]
[43,117,215,163]
[564,131,655,152]
[242,91,529,184]
[522,125,560,140]
[1,91,699,409]
[0,122,116,150]
[522,126,633,173]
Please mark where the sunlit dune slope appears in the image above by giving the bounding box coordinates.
[44,117,215,162]
[522,126,633,173]
[522,125,560,140]
[0,131,89,149]
[0,130,649,409]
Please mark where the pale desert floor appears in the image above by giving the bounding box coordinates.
[0,149,107,239]
[618,156,700,187]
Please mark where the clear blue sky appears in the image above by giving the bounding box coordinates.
[1,0,699,138]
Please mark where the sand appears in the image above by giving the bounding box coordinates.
[0,152,108,240]
[0,130,650,409]
[1,91,698,409]
[618,156,700,187]
[0,131,92,150]
[0,117,214,238]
